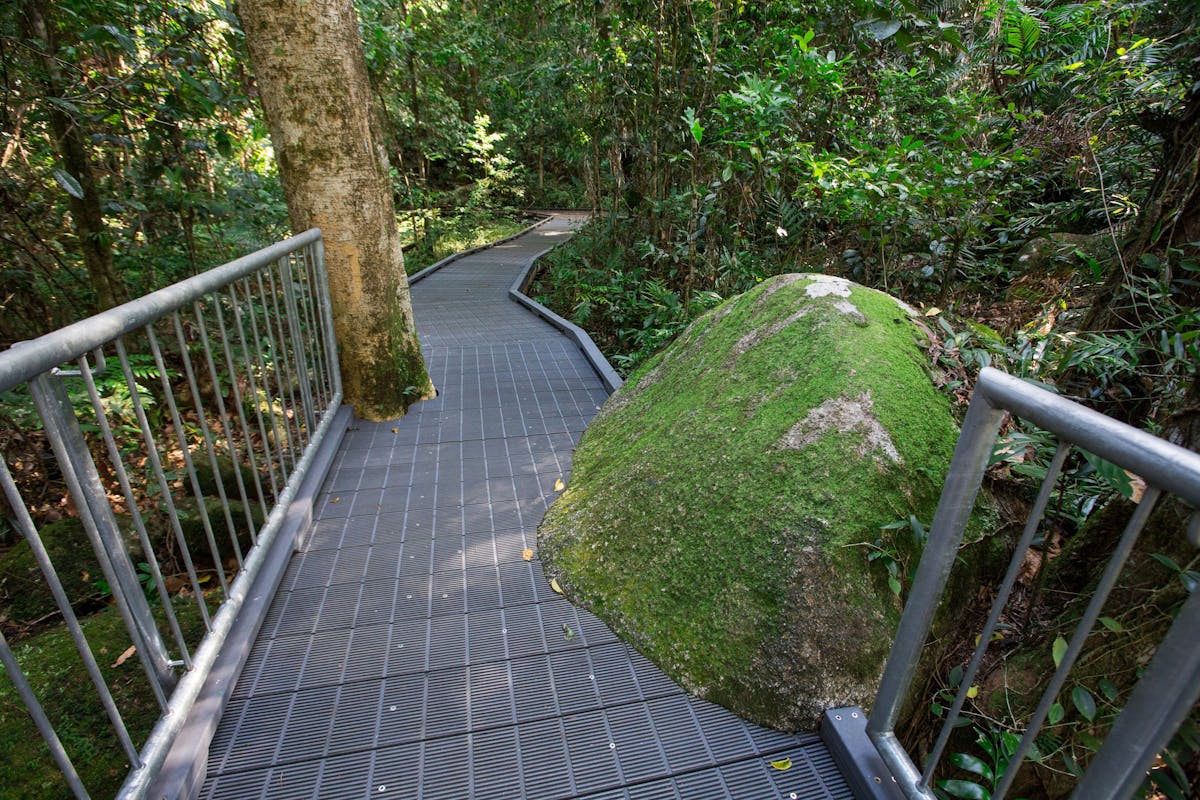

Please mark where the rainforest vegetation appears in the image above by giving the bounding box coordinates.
[1,0,1198,797]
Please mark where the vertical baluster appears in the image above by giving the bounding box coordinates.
[193,299,258,548]
[127,334,212,630]
[280,252,317,431]
[77,352,192,666]
[27,370,173,705]
[0,457,141,769]
[921,442,1071,788]
[993,490,1163,799]
[240,276,289,490]
[255,270,299,474]
[148,322,229,595]
[215,288,270,527]
[294,244,328,414]
[265,259,307,450]
[172,310,245,572]
[312,235,343,398]
[0,628,92,799]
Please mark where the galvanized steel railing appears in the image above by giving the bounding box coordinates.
[0,229,341,799]
[868,366,1200,800]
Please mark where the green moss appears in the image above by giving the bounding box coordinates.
[0,600,207,799]
[540,274,975,729]
[351,306,435,421]
[0,517,138,624]
[192,457,258,498]
[176,497,263,566]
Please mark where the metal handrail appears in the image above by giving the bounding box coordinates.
[0,229,322,394]
[868,366,1200,800]
[0,230,342,799]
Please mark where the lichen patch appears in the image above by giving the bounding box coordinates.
[803,274,853,299]
[832,299,868,326]
[779,392,902,464]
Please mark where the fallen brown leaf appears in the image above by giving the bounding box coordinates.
[113,645,137,668]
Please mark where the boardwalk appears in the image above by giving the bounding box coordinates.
[199,216,852,800]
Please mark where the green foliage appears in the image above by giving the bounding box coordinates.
[0,0,288,339]
[0,600,207,800]
[464,114,526,212]
[935,727,1025,800]
[399,210,527,275]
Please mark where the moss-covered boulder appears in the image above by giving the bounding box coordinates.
[538,273,964,730]
[0,517,137,623]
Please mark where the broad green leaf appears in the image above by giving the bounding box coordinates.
[948,664,964,688]
[1072,686,1097,721]
[53,169,84,199]
[682,107,703,146]
[1047,702,1064,725]
[47,96,81,115]
[1051,636,1068,668]
[1180,570,1200,593]
[1080,449,1135,498]
[1151,552,1182,573]
[1098,616,1123,633]
[948,752,993,782]
[863,19,902,41]
[1098,678,1119,702]
[974,730,995,759]
[938,779,990,799]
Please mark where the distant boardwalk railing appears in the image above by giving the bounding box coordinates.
[855,367,1200,800]
[0,229,341,799]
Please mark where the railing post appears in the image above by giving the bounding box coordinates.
[28,369,176,698]
[1070,584,1200,800]
[313,236,343,397]
[280,256,316,430]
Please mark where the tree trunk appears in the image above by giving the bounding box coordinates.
[238,0,435,421]
[24,0,125,311]
[1085,88,1200,333]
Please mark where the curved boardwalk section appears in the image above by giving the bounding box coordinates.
[200,217,851,800]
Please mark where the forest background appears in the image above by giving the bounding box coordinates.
[1,0,1199,797]
[4,0,1198,428]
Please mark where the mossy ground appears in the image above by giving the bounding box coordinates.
[400,213,526,275]
[0,600,207,799]
[539,275,965,728]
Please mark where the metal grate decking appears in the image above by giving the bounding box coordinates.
[199,216,853,800]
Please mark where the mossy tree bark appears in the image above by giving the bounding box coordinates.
[1087,88,1200,333]
[238,0,434,421]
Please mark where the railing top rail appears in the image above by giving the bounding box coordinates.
[0,228,321,394]
[976,366,1200,507]
[866,366,1200,800]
